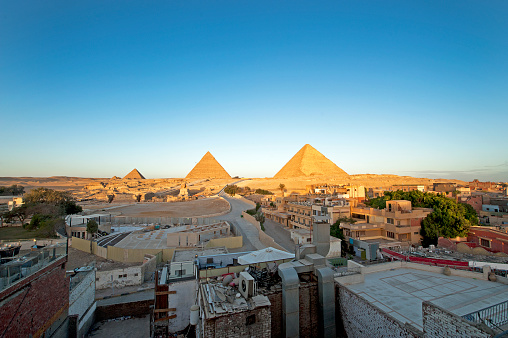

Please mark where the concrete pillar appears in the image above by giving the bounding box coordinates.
[316,267,336,338]
[278,266,300,338]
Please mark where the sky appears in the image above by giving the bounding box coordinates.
[1,1,507,181]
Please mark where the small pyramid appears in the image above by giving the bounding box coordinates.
[123,168,146,179]
[186,152,231,179]
[274,144,348,178]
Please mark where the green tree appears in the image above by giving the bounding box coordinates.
[279,183,285,196]
[86,219,98,253]
[330,217,356,256]
[366,190,478,247]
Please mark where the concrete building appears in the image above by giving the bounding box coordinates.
[335,259,508,337]
[0,244,70,337]
[7,197,23,211]
[68,265,97,337]
[166,221,231,247]
[467,226,508,255]
[391,184,425,192]
[286,201,313,230]
[346,200,433,246]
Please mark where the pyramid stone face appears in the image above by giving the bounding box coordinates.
[123,169,146,179]
[274,144,348,178]
[186,152,231,179]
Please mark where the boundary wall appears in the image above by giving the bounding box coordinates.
[241,211,287,252]
[71,237,173,263]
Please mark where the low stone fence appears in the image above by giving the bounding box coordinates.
[241,211,287,252]
[71,237,173,263]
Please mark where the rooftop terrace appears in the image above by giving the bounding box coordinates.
[340,263,508,332]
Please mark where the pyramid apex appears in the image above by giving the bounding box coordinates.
[186,152,231,179]
[123,168,145,179]
[274,145,348,178]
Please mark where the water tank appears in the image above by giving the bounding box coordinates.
[190,305,199,326]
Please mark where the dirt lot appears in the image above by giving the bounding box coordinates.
[81,197,230,217]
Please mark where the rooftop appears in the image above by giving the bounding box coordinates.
[342,266,508,332]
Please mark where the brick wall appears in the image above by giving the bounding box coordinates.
[0,257,69,338]
[202,305,271,338]
[468,227,508,254]
[95,299,153,321]
[266,282,319,338]
[422,302,492,337]
[336,284,422,338]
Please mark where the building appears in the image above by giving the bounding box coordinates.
[7,197,23,211]
[469,179,494,191]
[68,265,97,337]
[345,200,433,246]
[433,182,456,193]
[336,259,508,337]
[286,201,313,230]
[166,221,231,247]
[467,226,508,255]
[0,244,70,337]
[391,184,425,192]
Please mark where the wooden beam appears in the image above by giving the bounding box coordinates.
[154,308,176,313]
[155,291,176,295]
[154,315,177,322]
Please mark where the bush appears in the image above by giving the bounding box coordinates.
[254,189,273,195]
[27,214,53,230]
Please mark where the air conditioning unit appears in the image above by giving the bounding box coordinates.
[239,272,255,299]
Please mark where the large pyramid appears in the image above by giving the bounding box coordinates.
[123,168,146,179]
[274,144,348,178]
[186,152,231,179]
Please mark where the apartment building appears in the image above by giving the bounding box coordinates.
[342,200,432,245]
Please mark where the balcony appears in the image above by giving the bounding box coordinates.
[0,243,67,291]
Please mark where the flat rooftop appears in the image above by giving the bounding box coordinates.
[344,267,508,332]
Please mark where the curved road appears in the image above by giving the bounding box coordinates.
[218,192,266,252]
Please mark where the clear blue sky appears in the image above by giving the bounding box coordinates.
[1,1,507,181]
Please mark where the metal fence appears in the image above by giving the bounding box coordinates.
[0,244,67,291]
[462,299,508,331]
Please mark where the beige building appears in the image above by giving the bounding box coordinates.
[343,200,433,245]
[166,222,230,247]
[286,201,313,230]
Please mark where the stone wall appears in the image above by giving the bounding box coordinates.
[336,284,422,338]
[422,302,492,337]
[242,211,288,252]
[69,269,96,335]
[202,305,271,338]
[96,266,143,289]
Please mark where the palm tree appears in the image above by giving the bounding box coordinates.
[279,183,285,196]
[86,219,98,253]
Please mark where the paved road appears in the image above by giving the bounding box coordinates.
[219,192,265,252]
[263,218,297,253]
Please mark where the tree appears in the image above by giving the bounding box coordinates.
[86,219,98,253]
[330,217,356,256]
[365,190,478,246]
[279,183,285,196]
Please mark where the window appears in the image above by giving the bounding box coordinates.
[387,231,395,239]
[387,218,394,224]
[246,314,256,326]
[480,239,490,248]
[123,274,127,278]
[118,275,123,278]
[414,232,419,235]
[134,273,138,277]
